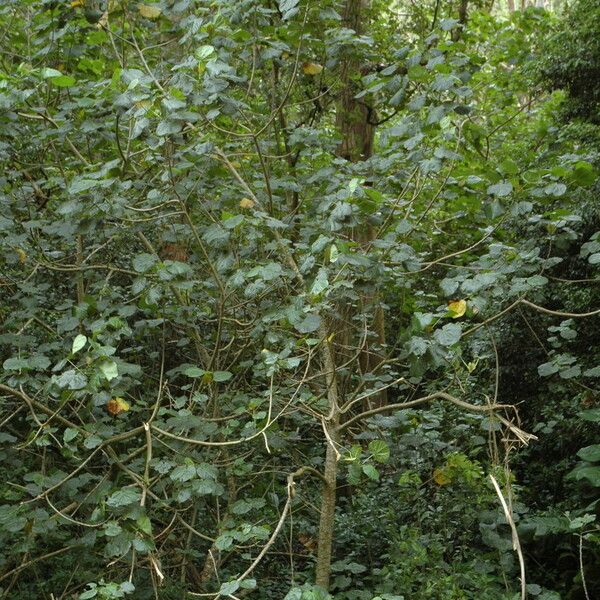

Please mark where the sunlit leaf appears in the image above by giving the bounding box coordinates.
[433,468,451,485]
[138,4,162,19]
[447,299,467,318]
[302,62,323,75]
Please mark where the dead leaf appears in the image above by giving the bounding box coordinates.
[107,397,130,416]
[16,248,27,264]
[239,197,255,209]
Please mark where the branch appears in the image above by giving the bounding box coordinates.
[464,297,600,337]
[338,391,510,432]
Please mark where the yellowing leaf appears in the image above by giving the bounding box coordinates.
[302,62,323,76]
[138,4,162,18]
[448,299,467,318]
[135,100,152,111]
[71,0,84,7]
[107,397,130,416]
[16,248,26,264]
[433,467,451,486]
[239,197,255,209]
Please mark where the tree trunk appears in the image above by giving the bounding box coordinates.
[336,0,373,163]
[315,330,342,590]
[508,0,515,12]
[314,416,340,589]
[452,0,469,40]
[335,0,387,409]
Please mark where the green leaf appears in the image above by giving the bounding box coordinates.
[40,67,63,79]
[310,268,329,297]
[196,45,215,60]
[63,428,79,444]
[295,313,321,334]
[170,464,197,482]
[362,464,380,481]
[84,435,103,449]
[219,580,240,596]
[213,371,233,382]
[345,562,367,574]
[56,369,88,390]
[279,0,299,19]
[434,323,462,347]
[50,75,76,88]
[215,533,233,550]
[580,408,600,423]
[577,445,600,462]
[544,182,566,197]
[136,514,153,535]
[107,488,141,507]
[68,178,102,194]
[3,357,30,370]
[588,253,600,265]
[132,253,158,273]
[538,362,559,377]
[368,440,390,463]
[183,366,206,378]
[240,579,257,590]
[569,465,600,486]
[487,181,513,197]
[99,360,118,381]
[72,334,87,354]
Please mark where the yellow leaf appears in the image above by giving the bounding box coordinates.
[71,0,84,7]
[107,397,130,416]
[302,62,323,76]
[447,299,467,318]
[433,467,451,486]
[239,197,255,209]
[16,248,27,264]
[138,4,162,18]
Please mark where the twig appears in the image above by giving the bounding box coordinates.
[489,475,526,600]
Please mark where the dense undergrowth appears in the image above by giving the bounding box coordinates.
[0,1,599,599]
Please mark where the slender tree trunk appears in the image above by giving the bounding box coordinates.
[452,0,469,40]
[336,0,373,163]
[335,0,387,409]
[314,415,340,589]
[508,0,515,12]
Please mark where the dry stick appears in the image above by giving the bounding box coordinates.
[464,297,600,338]
[579,533,591,600]
[489,475,526,600]
[338,390,510,432]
